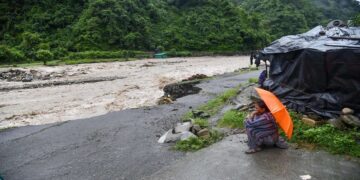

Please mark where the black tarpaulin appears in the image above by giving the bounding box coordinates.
[261,26,360,118]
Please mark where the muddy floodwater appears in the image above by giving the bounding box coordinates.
[0,56,251,128]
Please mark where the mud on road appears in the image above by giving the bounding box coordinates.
[0,56,251,128]
[0,70,261,180]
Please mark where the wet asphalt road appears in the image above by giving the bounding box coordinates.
[0,70,260,180]
[148,135,360,180]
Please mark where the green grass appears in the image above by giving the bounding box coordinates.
[248,77,258,83]
[218,110,246,129]
[287,111,360,157]
[177,87,242,152]
[174,130,224,151]
[193,118,210,128]
[181,87,239,122]
[197,88,238,116]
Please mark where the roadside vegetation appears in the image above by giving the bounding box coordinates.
[248,77,258,84]
[176,86,241,151]
[287,112,360,158]
[175,130,224,151]
[216,108,360,158]
[218,110,246,129]
[178,76,360,157]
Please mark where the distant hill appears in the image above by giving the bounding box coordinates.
[237,0,360,38]
[0,0,359,64]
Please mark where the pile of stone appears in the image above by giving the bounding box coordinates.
[158,121,210,143]
[328,108,360,129]
[301,108,360,129]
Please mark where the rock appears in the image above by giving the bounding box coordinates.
[22,74,33,82]
[158,96,173,105]
[328,118,346,129]
[180,131,197,141]
[301,117,326,127]
[190,125,201,134]
[197,128,210,139]
[174,122,192,133]
[306,113,321,120]
[192,110,203,117]
[191,110,210,119]
[342,108,354,115]
[158,129,182,143]
[340,115,360,127]
[199,113,210,119]
[212,127,231,135]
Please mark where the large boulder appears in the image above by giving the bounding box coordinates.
[190,124,201,135]
[328,118,347,130]
[180,131,197,141]
[158,129,182,143]
[197,128,210,139]
[174,122,192,133]
[340,115,360,127]
[342,108,354,115]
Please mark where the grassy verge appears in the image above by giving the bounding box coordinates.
[174,130,224,151]
[218,110,247,129]
[177,86,241,152]
[199,88,238,116]
[193,118,209,128]
[287,111,360,157]
[248,77,258,84]
[182,87,239,121]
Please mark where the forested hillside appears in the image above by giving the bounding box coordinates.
[238,0,360,38]
[0,0,359,64]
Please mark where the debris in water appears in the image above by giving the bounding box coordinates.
[182,74,208,82]
[157,80,202,104]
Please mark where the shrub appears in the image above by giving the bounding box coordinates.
[353,14,360,26]
[52,47,68,59]
[0,45,26,64]
[35,49,54,65]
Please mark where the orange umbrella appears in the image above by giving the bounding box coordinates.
[254,87,293,139]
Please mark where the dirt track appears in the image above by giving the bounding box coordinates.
[0,56,251,128]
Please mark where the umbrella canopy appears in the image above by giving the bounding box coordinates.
[255,87,293,139]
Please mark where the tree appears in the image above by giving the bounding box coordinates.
[35,49,53,65]
[0,45,25,64]
[353,14,360,26]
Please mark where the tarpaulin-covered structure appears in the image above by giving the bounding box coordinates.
[260,25,360,118]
